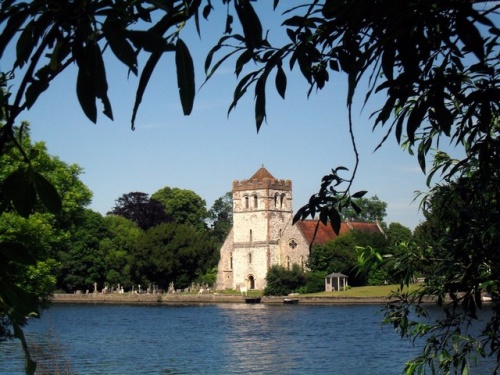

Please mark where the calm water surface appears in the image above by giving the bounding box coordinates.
[0,303,494,374]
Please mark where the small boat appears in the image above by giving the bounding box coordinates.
[283,298,299,304]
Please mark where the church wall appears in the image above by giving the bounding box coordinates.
[280,224,310,271]
[215,228,234,290]
[216,169,298,291]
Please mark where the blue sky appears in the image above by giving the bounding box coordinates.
[4,3,445,230]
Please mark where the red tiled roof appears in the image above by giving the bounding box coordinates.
[295,220,383,245]
[249,166,276,181]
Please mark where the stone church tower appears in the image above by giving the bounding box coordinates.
[216,166,296,290]
[215,166,385,291]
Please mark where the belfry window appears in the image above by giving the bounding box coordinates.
[248,253,252,264]
[245,196,249,209]
[280,194,285,208]
[253,194,258,208]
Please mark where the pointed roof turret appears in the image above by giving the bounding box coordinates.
[249,165,276,181]
[232,165,291,192]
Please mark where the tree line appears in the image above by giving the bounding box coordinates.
[0,126,233,298]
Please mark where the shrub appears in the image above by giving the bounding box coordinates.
[264,264,306,296]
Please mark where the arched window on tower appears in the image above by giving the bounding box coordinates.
[248,253,252,264]
[249,229,253,243]
[280,193,285,208]
[253,194,258,208]
[274,193,279,208]
[245,196,249,209]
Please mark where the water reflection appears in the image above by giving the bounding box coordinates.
[0,303,494,375]
[219,305,286,373]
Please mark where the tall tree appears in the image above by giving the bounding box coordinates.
[108,192,171,230]
[207,191,233,244]
[309,230,388,286]
[0,125,91,370]
[100,215,142,288]
[151,187,208,229]
[58,209,109,292]
[385,222,413,254]
[130,222,216,290]
[340,196,387,223]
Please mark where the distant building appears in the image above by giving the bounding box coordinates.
[215,167,384,291]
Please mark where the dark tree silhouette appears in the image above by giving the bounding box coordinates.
[108,192,171,230]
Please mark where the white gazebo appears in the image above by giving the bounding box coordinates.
[325,272,348,292]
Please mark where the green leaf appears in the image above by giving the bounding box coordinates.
[351,190,367,199]
[255,75,267,132]
[203,2,213,20]
[395,111,406,144]
[126,30,168,53]
[350,201,361,215]
[456,13,484,61]
[76,58,97,123]
[15,180,36,218]
[235,49,253,77]
[25,79,49,110]
[206,45,241,82]
[407,101,427,144]
[228,71,257,115]
[235,0,263,50]
[328,208,341,235]
[1,168,36,217]
[275,65,287,99]
[0,7,30,59]
[103,20,138,75]
[417,138,432,173]
[132,51,162,130]
[225,14,234,34]
[15,20,34,68]
[175,38,195,116]
[90,43,113,120]
[34,172,62,215]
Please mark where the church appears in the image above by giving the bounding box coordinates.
[215,167,384,291]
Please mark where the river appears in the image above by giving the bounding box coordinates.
[0,303,495,374]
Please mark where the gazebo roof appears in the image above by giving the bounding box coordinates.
[326,272,348,278]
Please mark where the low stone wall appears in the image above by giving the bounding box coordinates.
[52,293,247,304]
[51,293,396,305]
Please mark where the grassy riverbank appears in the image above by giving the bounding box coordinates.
[51,284,419,305]
[306,284,416,297]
